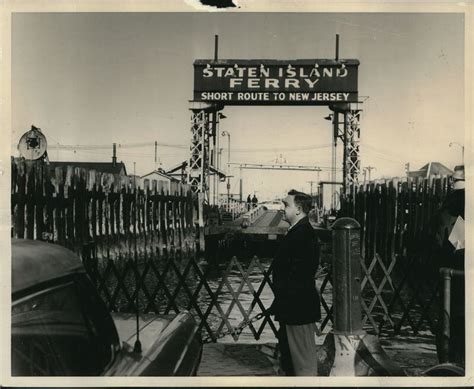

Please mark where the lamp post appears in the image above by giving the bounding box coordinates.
[449,142,464,165]
[325,113,337,210]
[222,130,231,206]
[215,112,227,206]
[217,147,223,206]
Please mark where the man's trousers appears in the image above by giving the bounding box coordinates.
[278,322,318,376]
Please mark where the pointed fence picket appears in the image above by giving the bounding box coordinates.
[11,157,197,257]
[341,176,451,336]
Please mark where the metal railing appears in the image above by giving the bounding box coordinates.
[219,197,247,220]
[241,205,265,226]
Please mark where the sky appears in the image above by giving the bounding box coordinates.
[11,12,465,201]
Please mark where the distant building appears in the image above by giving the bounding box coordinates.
[140,168,179,191]
[49,161,127,175]
[408,162,453,179]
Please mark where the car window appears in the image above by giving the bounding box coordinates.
[12,279,114,376]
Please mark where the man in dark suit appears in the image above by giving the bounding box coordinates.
[268,189,321,376]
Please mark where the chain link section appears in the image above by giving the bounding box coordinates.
[202,312,265,344]
[315,265,329,280]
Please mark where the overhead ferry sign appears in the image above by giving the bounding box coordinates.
[193,59,358,105]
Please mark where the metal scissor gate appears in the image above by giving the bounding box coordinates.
[87,251,335,342]
[84,242,441,342]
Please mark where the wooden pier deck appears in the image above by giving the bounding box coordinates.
[205,209,289,236]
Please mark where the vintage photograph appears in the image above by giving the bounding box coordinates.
[3,3,469,384]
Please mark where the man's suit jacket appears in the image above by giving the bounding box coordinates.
[270,216,321,325]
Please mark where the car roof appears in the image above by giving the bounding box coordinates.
[12,239,85,295]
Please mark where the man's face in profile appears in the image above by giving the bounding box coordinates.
[281,195,299,225]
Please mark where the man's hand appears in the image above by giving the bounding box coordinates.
[264,304,275,316]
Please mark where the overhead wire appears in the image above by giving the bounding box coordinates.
[57,149,182,159]
[44,141,188,150]
[232,143,332,152]
[360,142,408,162]
[42,141,332,153]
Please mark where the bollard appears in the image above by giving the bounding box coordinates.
[328,217,406,376]
[332,217,363,334]
[330,217,364,376]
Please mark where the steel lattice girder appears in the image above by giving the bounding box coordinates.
[344,110,361,191]
[188,111,207,192]
[187,110,209,195]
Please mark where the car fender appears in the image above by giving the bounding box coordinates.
[105,311,202,376]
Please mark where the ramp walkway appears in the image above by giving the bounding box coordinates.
[206,209,288,236]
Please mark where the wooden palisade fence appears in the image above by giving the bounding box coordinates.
[11,157,197,253]
[340,176,451,336]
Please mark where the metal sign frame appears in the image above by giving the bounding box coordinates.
[194,59,359,106]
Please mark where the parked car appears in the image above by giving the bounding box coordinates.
[261,200,283,211]
[11,239,202,376]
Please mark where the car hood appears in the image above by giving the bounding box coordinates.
[105,311,201,376]
[112,312,174,346]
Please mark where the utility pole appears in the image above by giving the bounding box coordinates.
[133,162,136,190]
[364,166,376,182]
[239,166,243,202]
[307,180,318,196]
[112,143,117,167]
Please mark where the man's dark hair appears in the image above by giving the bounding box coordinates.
[288,189,313,214]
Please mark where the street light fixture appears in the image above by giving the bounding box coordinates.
[214,112,226,207]
[221,130,231,166]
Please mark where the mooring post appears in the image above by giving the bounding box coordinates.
[330,217,364,376]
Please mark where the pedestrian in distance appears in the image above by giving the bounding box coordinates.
[252,194,258,208]
[247,194,252,211]
[267,189,321,376]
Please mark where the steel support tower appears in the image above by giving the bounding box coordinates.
[344,109,362,190]
[332,104,362,196]
[187,102,222,232]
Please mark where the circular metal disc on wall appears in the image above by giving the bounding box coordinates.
[18,127,47,160]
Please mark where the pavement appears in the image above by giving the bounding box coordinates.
[197,343,279,376]
[197,334,439,377]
